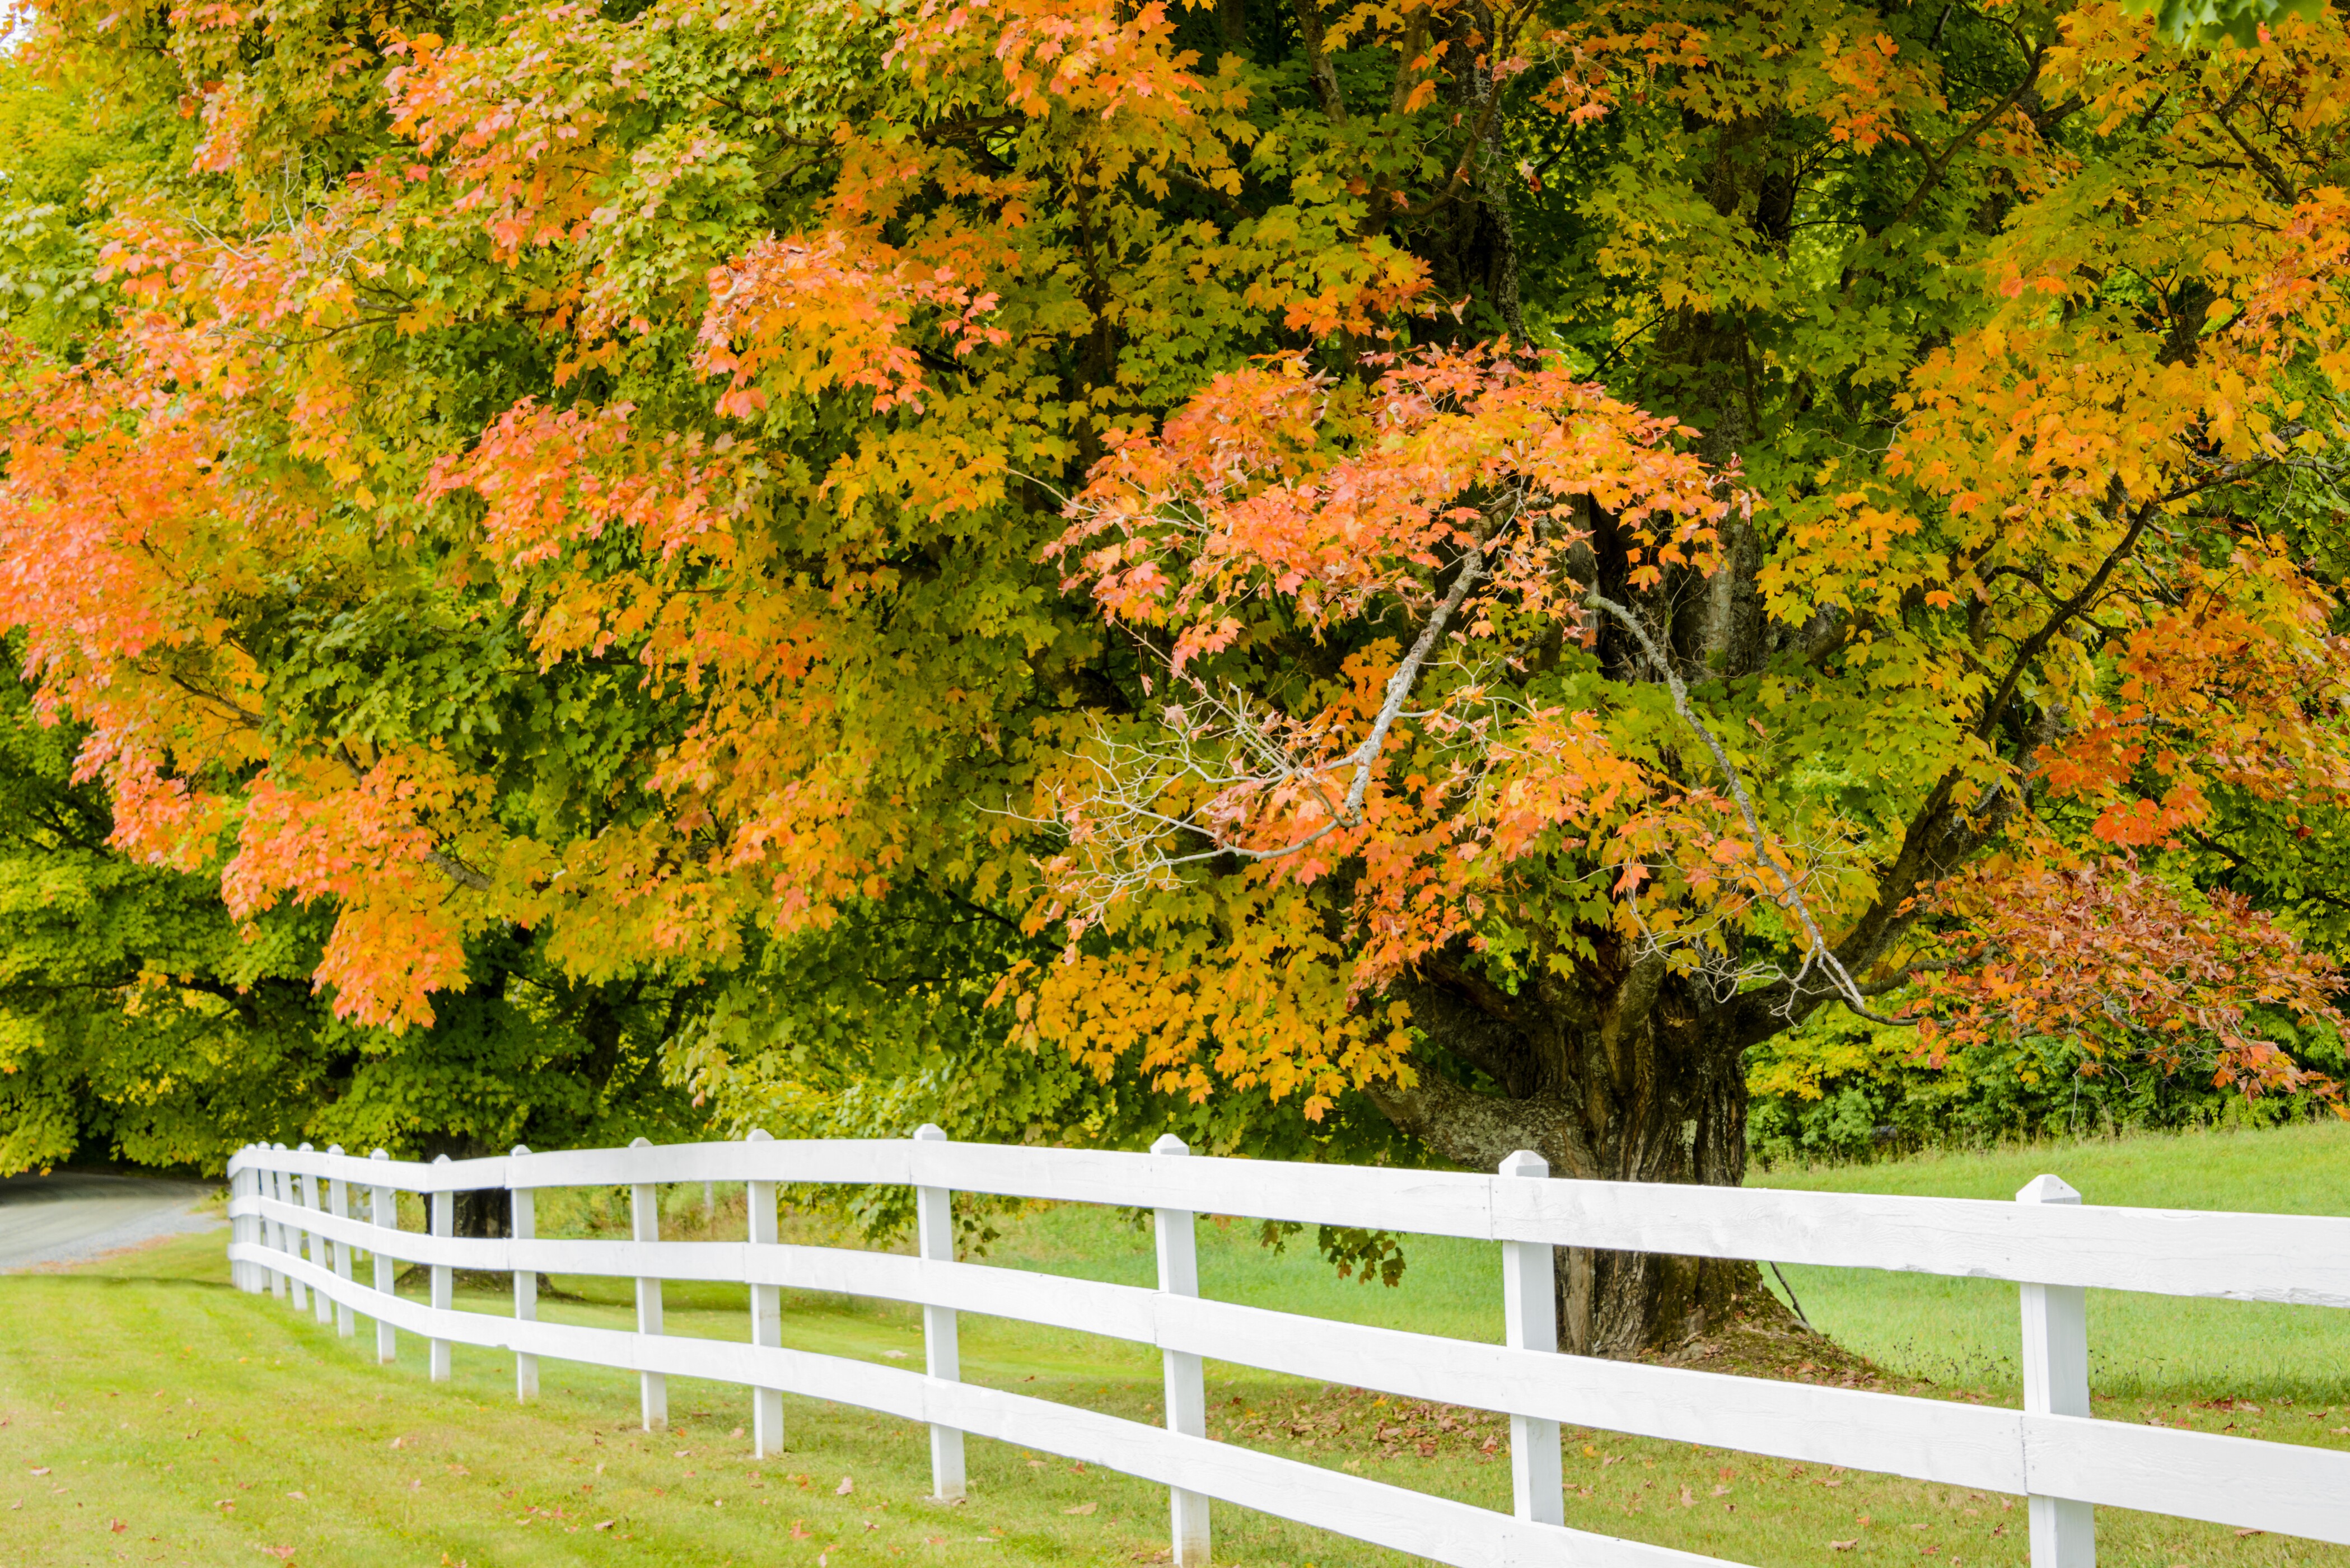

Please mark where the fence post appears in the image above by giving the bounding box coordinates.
[298,1145,332,1326]
[270,1150,294,1299]
[326,1146,354,1338]
[746,1127,784,1457]
[230,1154,254,1293]
[2019,1174,2095,1568]
[913,1123,965,1501]
[273,1148,304,1312]
[512,1145,538,1402]
[370,1150,398,1365]
[429,1155,454,1383]
[1151,1133,1211,1564]
[1500,1149,1564,1527]
[630,1136,667,1431]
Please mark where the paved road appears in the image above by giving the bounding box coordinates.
[0,1171,223,1272]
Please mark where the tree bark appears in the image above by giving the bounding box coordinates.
[1368,938,1780,1355]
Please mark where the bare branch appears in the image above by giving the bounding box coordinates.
[1343,533,1492,820]
[425,849,494,893]
[1587,591,1905,1026]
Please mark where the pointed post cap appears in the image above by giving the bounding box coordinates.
[2016,1173,2081,1206]
[511,1145,531,1157]
[1498,1149,1549,1179]
[432,1153,451,1165]
[629,1136,653,1148]
[1151,1133,1190,1157]
[745,1129,772,1143]
[913,1124,947,1143]
[370,1148,390,1160]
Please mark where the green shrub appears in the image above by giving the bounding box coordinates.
[1744,1009,2347,1170]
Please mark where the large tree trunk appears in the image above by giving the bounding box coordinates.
[1367,940,1784,1356]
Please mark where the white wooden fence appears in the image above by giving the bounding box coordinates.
[222,1132,2350,1568]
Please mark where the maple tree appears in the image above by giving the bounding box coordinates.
[5,0,2350,1352]
[0,656,705,1183]
[0,659,317,1173]
[0,73,700,1193]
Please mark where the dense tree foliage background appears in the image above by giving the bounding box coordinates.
[2,0,2349,1350]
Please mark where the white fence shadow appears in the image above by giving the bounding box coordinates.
[225,1131,2350,1568]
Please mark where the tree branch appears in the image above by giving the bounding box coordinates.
[426,849,493,893]
[1589,592,1904,1025]
[1973,497,2155,743]
[1882,32,2049,237]
[1294,0,1348,123]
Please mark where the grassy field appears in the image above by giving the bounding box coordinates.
[2,1121,2347,1567]
[1755,1120,2350,1403]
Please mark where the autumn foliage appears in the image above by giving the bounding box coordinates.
[2,0,2349,1265]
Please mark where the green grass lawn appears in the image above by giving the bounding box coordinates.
[4,1122,2348,1567]
[1753,1119,2350,1403]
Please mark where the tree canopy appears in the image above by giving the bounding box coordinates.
[0,654,706,1176]
[4,0,2350,1344]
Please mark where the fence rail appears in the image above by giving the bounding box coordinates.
[223,1134,2350,1568]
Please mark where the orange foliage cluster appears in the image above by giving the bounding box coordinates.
[1918,856,2347,1105]
[1045,347,1739,981]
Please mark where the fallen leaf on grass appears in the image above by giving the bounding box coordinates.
[730,1427,744,1439]
[836,1476,854,1495]
[109,1519,127,1533]
[923,1537,948,1546]
[2237,1530,2266,1538]
[592,1521,613,1531]
[883,1350,909,1360]
[1829,1542,1857,1553]
[1064,1503,1097,1516]
[1679,1487,1695,1508]
[27,1468,48,1477]
[286,1490,306,1500]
